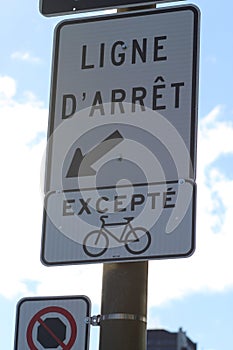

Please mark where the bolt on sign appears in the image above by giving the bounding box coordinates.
[42,6,200,265]
[39,0,186,17]
[14,296,91,350]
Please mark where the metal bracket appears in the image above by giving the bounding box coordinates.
[85,315,101,326]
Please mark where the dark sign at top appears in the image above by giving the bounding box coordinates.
[39,0,184,17]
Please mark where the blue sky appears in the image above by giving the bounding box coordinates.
[1,1,233,350]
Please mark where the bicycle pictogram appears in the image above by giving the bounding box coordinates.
[83,215,151,257]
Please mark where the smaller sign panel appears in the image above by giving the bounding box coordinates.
[39,0,185,17]
[42,181,196,265]
[14,296,91,350]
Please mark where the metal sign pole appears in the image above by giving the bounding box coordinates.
[99,261,148,350]
[98,5,155,350]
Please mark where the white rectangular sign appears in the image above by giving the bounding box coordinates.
[42,6,200,265]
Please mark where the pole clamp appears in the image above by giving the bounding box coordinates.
[101,313,147,323]
[85,313,146,326]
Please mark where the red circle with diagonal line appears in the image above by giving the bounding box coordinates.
[26,306,77,350]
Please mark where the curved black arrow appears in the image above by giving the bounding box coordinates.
[66,130,124,177]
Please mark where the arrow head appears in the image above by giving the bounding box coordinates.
[66,130,124,178]
[66,148,96,177]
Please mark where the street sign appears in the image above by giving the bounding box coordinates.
[39,0,185,17]
[14,296,91,350]
[42,6,200,265]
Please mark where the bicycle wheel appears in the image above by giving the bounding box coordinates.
[125,227,151,255]
[83,230,109,257]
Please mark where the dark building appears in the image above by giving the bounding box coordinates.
[147,328,197,350]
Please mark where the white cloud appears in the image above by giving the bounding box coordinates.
[11,51,42,64]
[0,78,102,304]
[148,106,233,306]
[198,105,233,168]
[0,76,17,100]
[0,77,47,296]
[1,80,233,310]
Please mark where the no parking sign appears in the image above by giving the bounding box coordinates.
[14,296,91,350]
